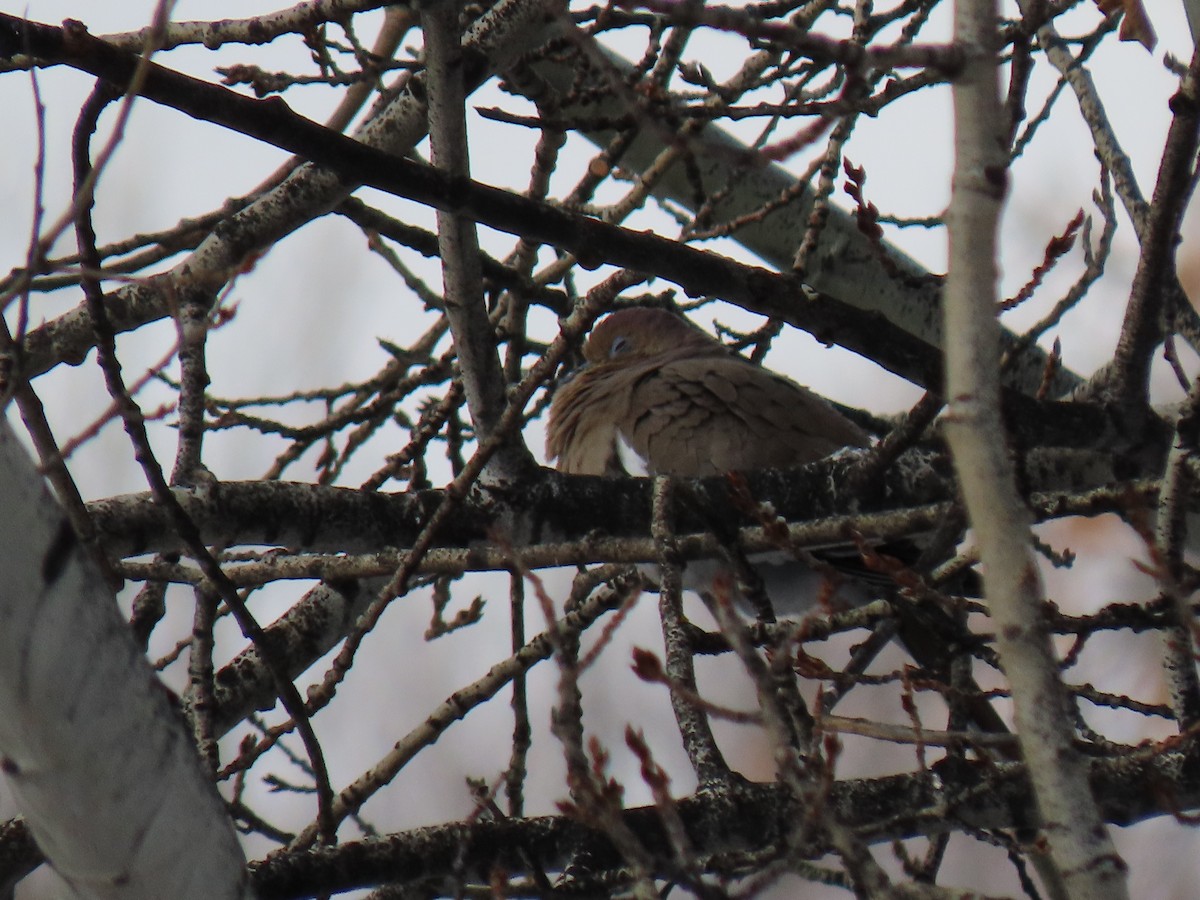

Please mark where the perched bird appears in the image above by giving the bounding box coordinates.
[546,306,876,614]
[547,307,870,477]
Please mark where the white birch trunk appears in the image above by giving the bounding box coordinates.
[0,419,250,899]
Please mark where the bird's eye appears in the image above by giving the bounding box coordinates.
[610,335,631,358]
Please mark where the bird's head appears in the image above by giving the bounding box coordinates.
[582,307,717,365]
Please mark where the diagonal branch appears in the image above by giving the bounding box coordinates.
[0,13,1045,396]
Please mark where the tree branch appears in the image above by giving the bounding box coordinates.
[942,2,1129,896]
[245,744,1200,899]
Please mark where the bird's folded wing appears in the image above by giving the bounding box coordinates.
[622,356,870,476]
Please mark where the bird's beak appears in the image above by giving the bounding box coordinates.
[558,360,591,386]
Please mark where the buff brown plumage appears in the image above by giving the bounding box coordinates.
[547,307,874,615]
[547,307,869,478]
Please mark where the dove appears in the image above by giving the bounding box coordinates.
[546,306,875,615]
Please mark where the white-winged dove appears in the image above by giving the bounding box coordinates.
[547,307,875,614]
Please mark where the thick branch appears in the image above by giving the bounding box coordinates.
[246,746,1199,899]
[85,446,1147,561]
[0,14,991,393]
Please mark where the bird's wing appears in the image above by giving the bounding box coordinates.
[620,355,870,476]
